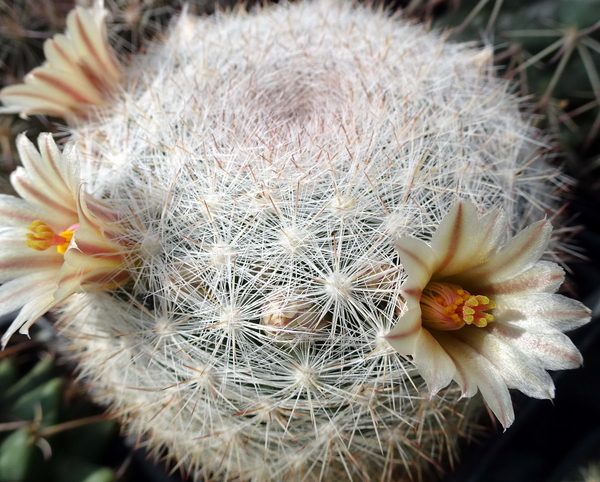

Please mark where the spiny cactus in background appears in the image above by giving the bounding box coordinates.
[429,0,600,171]
[0,0,593,481]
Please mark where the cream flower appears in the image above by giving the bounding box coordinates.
[0,134,129,348]
[386,201,591,428]
[0,5,121,122]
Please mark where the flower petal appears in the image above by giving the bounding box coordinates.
[25,69,101,105]
[0,232,65,283]
[432,201,506,278]
[54,187,128,300]
[476,261,564,296]
[0,135,79,231]
[0,271,57,347]
[432,333,478,399]
[55,227,128,299]
[77,190,120,238]
[0,85,74,118]
[0,5,120,122]
[2,291,58,347]
[0,271,54,317]
[66,6,121,86]
[435,331,515,428]
[454,326,556,400]
[44,34,79,71]
[393,236,436,292]
[491,322,583,370]
[386,200,591,430]
[0,195,45,226]
[16,134,75,205]
[0,257,64,284]
[386,305,423,354]
[461,219,552,283]
[11,170,78,228]
[412,328,456,396]
[493,292,591,333]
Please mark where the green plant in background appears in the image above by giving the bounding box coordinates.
[0,349,117,482]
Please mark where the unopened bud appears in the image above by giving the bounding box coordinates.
[261,293,327,341]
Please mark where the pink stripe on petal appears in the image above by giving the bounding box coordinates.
[434,331,514,428]
[0,195,41,225]
[401,286,422,302]
[433,202,507,278]
[386,306,423,354]
[0,256,64,283]
[491,323,582,369]
[465,220,552,283]
[32,71,98,104]
[17,135,73,202]
[434,332,477,398]
[81,194,119,224]
[72,238,124,261]
[70,8,120,92]
[0,5,120,121]
[75,11,104,67]
[45,37,77,71]
[393,236,436,288]
[76,196,108,232]
[47,34,105,92]
[493,293,591,332]
[0,272,56,324]
[24,71,92,106]
[56,225,128,299]
[54,263,128,300]
[0,88,72,115]
[454,326,556,400]
[39,135,72,192]
[11,171,77,224]
[476,261,564,295]
[431,202,465,273]
[80,268,129,287]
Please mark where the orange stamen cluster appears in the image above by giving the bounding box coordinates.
[26,220,79,254]
[420,281,496,331]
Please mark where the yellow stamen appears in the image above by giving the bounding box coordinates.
[26,220,78,254]
[420,281,496,331]
[26,220,60,251]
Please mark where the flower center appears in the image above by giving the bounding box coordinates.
[26,220,80,254]
[420,281,496,331]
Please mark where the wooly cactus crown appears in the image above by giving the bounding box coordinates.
[0,0,587,480]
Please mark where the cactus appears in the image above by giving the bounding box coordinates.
[0,0,590,481]
[428,0,600,171]
[54,0,576,480]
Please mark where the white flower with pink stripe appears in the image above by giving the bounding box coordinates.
[0,5,120,122]
[0,134,129,348]
[386,201,591,428]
